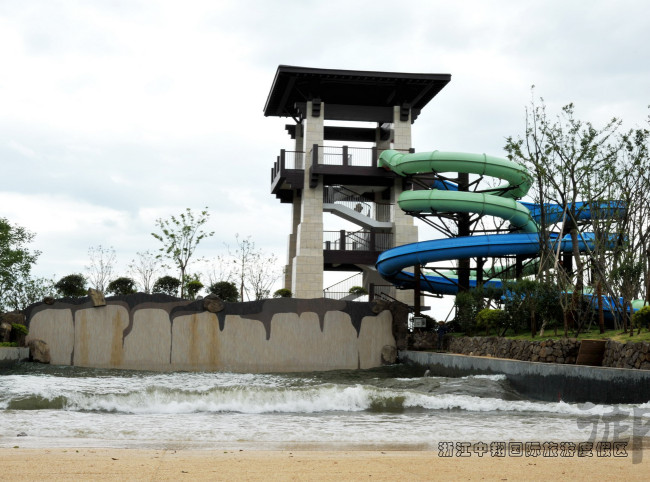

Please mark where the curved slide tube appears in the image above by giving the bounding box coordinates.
[376,150,629,316]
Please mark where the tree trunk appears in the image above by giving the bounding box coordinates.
[597,281,605,334]
[530,309,536,338]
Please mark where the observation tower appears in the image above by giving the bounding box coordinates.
[265,65,451,303]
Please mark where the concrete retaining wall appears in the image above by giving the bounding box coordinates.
[400,350,650,404]
[0,347,29,367]
[23,294,396,373]
[445,336,650,370]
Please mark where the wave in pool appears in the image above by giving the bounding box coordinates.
[1,364,648,449]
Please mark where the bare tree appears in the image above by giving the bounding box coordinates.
[245,250,281,300]
[229,234,257,302]
[86,245,116,292]
[226,234,282,301]
[128,250,161,293]
[204,254,236,287]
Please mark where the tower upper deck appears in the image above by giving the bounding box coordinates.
[264,65,451,123]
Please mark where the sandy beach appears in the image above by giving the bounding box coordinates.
[1,447,648,481]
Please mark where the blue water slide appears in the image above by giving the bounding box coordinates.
[375,149,627,308]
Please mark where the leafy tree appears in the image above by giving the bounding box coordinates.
[107,277,137,296]
[86,245,116,292]
[0,218,41,311]
[2,276,55,311]
[151,208,214,298]
[152,275,181,297]
[128,250,160,293]
[502,279,562,336]
[273,288,292,298]
[208,281,238,302]
[185,279,204,300]
[504,92,630,335]
[453,290,483,335]
[55,274,87,298]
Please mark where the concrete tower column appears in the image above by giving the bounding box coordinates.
[284,124,305,290]
[291,101,325,298]
[391,105,418,305]
[284,196,301,289]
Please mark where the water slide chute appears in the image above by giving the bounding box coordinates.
[376,149,632,317]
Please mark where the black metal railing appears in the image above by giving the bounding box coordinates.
[323,272,363,299]
[368,283,396,301]
[271,149,304,182]
[314,145,414,168]
[323,230,393,252]
[323,186,393,223]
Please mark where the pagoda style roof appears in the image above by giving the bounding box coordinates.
[264,65,451,123]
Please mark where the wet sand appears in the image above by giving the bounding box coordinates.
[1,447,647,481]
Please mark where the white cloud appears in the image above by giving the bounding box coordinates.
[1,0,649,316]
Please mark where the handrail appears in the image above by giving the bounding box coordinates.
[271,150,305,182]
[323,230,393,251]
[324,185,393,222]
[312,145,415,169]
[323,272,364,299]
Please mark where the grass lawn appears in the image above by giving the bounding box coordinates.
[455,326,650,343]
[492,325,650,343]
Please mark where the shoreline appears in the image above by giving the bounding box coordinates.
[1,447,648,481]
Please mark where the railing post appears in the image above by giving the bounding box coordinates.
[409,147,415,153]
[340,230,346,251]
[280,149,286,170]
[342,145,349,166]
[372,146,377,167]
[312,144,319,166]
[369,283,375,301]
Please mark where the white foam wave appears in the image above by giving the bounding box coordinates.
[461,374,507,381]
[49,384,639,417]
[65,385,376,414]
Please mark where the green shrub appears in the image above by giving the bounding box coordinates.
[348,286,368,295]
[107,277,137,296]
[152,276,181,297]
[631,305,650,330]
[185,280,204,300]
[454,290,484,335]
[0,341,18,347]
[11,323,28,336]
[476,308,504,336]
[273,288,292,298]
[208,281,238,302]
[54,274,87,297]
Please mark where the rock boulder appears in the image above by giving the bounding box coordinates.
[28,339,51,364]
[87,289,106,307]
[203,294,225,313]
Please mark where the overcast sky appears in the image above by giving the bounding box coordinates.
[1,0,649,310]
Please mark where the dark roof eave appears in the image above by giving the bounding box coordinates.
[264,65,451,120]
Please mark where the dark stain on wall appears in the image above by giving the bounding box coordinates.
[24,294,385,344]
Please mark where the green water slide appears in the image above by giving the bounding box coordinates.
[379,150,538,233]
[375,149,579,296]
[376,149,640,321]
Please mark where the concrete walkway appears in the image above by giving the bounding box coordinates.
[400,350,650,404]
